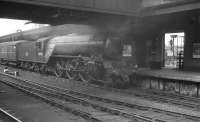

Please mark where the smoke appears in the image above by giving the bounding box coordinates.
[105,18,133,40]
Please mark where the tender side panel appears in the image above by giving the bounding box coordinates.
[18,41,45,63]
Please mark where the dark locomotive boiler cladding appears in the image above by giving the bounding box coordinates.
[0,24,132,87]
[47,32,106,81]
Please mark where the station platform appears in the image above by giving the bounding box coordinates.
[133,68,200,97]
[136,68,200,83]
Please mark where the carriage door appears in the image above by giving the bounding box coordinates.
[164,32,184,69]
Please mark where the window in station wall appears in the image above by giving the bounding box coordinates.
[122,45,132,57]
[192,43,200,59]
[164,32,185,69]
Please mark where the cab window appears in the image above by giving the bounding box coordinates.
[36,42,43,51]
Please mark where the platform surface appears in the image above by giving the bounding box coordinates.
[136,68,200,83]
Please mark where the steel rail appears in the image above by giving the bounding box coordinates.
[15,77,200,121]
[0,108,22,122]
[1,73,200,122]
[1,76,152,122]
[1,80,104,122]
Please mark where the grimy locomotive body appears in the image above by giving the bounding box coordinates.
[0,24,133,87]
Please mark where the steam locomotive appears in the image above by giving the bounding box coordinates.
[0,24,133,87]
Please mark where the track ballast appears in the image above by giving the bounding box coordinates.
[1,72,200,122]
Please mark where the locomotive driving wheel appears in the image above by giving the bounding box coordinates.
[79,72,89,83]
[40,64,48,74]
[79,72,97,83]
[70,71,80,80]
[34,63,40,73]
[54,61,64,77]
[65,70,73,80]
[64,60,75,80]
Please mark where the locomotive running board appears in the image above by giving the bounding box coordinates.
[52,55,89,59]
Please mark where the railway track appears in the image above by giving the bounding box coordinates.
[3,65,200,111]
[129,89,200,110]
[0,108,22,122]
[68,75,200,110]
[0,73,151,122]
[95,84,200,110]
[80,77,200,110]
[92,83,200,110]
[0,73,200,122]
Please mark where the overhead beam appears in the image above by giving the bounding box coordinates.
[1,0,200,22]
[142,1,200,16]
[141,0,198,8]
[1,0,141,16]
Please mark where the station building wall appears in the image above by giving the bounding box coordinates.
[184,15,200,71]
[137,11,200,71]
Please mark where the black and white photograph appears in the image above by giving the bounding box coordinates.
[0,0,200,122]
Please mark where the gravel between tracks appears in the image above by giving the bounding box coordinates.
[0,82,89,122]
